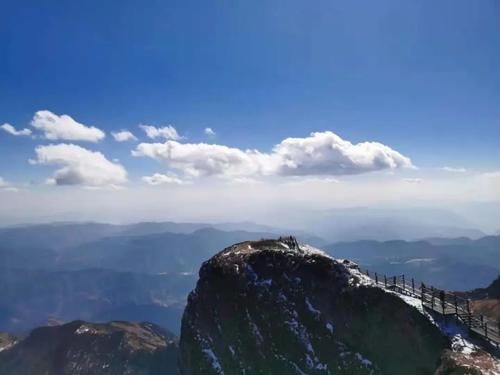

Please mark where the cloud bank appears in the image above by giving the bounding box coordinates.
[0,177,18,192]
[31,110,105,142]
[142,173,185,185]
[1,123,32,136]
[404,178,423,184]
[442,166,467,173]
[133,131,413,179]
[32,144,127,188]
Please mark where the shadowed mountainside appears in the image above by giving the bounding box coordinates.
[0,320,179,375]
[179,240,458,374]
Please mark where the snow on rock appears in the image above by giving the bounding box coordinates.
[202,348,224,374]
[451,334,477,355]
[181,239,453,374]
[355,352,373,368]
[374,273,500,373]
[397,294,425,313]
[344,264,375,287]
[305,297,321,317]
[75,325,92,335]
[0,342,15,353]
[298,243,332,258]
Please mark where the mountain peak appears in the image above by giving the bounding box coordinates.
[180,239,458,374]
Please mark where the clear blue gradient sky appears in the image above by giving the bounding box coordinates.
[0,0,499,224]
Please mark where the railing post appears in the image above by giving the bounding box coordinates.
[421,283,425,301]
[402,274,405,290]
[375,272,378,285]
[454,294,458,316]
[484,321,488,338]
[393,276,396,286]
[412,278,415,294]
[466,300,472,328]
[384,275,387,287]
[366,270,369,277]
[431,287,435,309]
[441,290,446,315]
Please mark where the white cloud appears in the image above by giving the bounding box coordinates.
[442,166,467,173]
[139,124,181,140]
[0,177,19,192]
[31,110,105,142]
[204,127,216,136]
[272,132,413,176]
[111,130,137,142]
[1,123,32,136]
[31,144,127,188]
[132,131,413,179]
[404,178,423,184]
[133,141,272,177]
[142,173,186,185]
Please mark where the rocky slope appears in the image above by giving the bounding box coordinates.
[461,275,500,322]
[0,333,16,352]
[179,239,465,374]
[0,320,179,374]
[469,276,500,300]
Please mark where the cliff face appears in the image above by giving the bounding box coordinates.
[0,320,179,375]
[179,240,451,374]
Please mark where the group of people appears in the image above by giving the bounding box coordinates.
[278,235,300,251]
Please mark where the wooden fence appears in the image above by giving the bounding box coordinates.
[360,269,500,346]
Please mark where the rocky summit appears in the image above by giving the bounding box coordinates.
[179,239,482,374]
[0,320,179,375]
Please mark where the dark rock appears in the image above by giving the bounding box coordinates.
[179,240,451,374]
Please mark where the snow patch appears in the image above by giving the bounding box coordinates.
[246,310,264,343]
[0,342,15,352]
[299,244,332,258]
[279,242,290,249]
[387,280,493,363]
[202,348,224,374]
[347,267,375,287]
[355,352,373,367]
[75,326,92,335]
[255,278,273,287]
[305,297,321,317]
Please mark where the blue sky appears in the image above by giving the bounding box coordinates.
[1,0,499,224]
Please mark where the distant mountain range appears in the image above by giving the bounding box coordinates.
[0,268,194,334]
[287,206,487,242]
[0,223,316,335]
[324,236,500,290]
[0,221,324,252]
[0,221,499,338]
